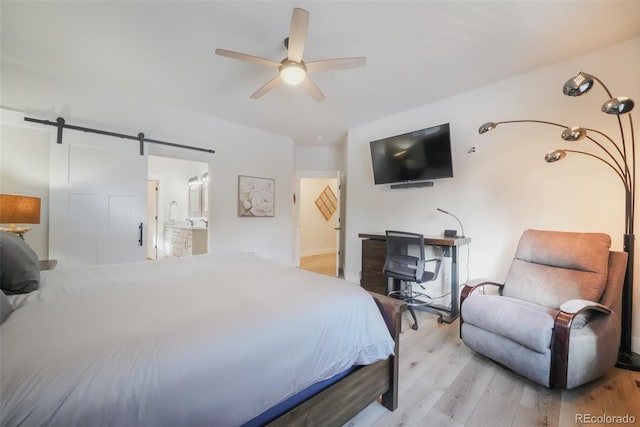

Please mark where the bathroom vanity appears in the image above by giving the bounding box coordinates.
[164,225,207,257]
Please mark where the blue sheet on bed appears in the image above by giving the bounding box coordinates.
[242,366,359,427]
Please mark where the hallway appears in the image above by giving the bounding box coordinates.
[299,252,337,277]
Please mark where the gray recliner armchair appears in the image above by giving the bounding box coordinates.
[460,229,627,389]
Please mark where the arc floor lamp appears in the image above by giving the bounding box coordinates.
[478,71,638,370]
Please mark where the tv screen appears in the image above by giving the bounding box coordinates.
[369,123,453,185]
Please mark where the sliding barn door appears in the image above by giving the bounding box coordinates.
[49,129,147,267]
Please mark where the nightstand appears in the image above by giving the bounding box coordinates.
[39,260,58,271]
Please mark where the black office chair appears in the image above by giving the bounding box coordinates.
[384,230,442,330]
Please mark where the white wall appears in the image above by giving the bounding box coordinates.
[1,61,296,265]
[300,177,338,257]
[345,37,640,351]
[0,109,50,258]
[295,146,345,172]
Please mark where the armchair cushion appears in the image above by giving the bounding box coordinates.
[462,294,558,353]
[503,230,610,309]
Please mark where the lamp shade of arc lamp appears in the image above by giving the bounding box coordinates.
[0,194,41,239]
[478,71,638,371]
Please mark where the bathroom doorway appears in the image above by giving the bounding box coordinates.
[147,155,209,259]
[146,180,159,260]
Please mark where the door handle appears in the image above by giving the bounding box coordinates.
[138,222,143,246]
[334,227,342,231]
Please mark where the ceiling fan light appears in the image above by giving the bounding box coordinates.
[280,62,306,85]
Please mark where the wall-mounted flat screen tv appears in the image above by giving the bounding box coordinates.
[369,123,453,185]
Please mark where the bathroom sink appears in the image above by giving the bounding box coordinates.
[171,221,207,230]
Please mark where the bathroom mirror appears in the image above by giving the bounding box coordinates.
[188,176,202,217]
[201,173,209,218]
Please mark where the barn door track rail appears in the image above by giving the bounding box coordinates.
[24,116,215,155]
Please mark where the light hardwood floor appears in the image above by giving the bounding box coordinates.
[300,253,337,277]
[346,309,640,427]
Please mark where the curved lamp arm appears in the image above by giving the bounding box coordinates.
[480,120,627,181]
[545,149,628,191]
[563,128,627,180]
[480,72,635,235]
[627,115,636,230]
[580,128,629,180]
[479,119,567,133]
[589,74,635,220]
[566,72,635,224]
[546,148,633,234]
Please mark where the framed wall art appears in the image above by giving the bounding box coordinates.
[238,175,275,217]
[315,185,337,221]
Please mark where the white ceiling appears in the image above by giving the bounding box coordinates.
[2,1,639,147]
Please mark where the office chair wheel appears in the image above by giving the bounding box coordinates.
[412,323,418,330]
[437,315,444,324]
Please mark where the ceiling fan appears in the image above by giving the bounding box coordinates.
[215,7,366,102]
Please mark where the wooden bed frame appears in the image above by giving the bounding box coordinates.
[268,292,405,426]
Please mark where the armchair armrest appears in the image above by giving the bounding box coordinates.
[551,299,612,388]
[460,279,504,304]
[559,299,611,316]
[556,298,612,331]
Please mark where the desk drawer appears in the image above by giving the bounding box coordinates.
[361,239,387,295]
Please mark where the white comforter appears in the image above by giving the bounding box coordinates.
[0,252,394,426]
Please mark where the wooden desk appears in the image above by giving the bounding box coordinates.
[358,233,471,323]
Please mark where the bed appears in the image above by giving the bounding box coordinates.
[0,250,403,426]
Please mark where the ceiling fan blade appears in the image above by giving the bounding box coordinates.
[287,8,309,63]
[300,77,326,103]
[250,75,283,99]
[305,57,367,73]
[215,49,281,68]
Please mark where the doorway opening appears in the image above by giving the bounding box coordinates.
[147,155,209,259]
[297,174,342,277]
[146,180,159,260]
